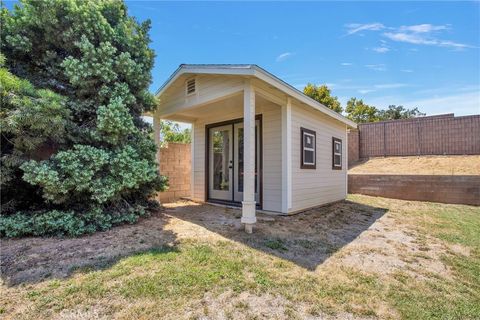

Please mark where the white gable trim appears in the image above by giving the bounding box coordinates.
[156,64,357,128]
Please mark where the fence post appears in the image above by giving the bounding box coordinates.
[416,118,421,155]
[383,122,386,157]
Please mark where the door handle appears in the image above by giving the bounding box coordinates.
[228,165,233,169]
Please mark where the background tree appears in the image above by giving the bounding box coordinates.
[161,121,191,144]
[377,105,425,121]
[303,83,343,113]
[345,98,380,123]
[1,0,167,237]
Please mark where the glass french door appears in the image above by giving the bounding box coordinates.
[208,120,260,203]
[208,125,233,200]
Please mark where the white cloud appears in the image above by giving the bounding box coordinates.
[345,22,473,50]
[357,83,408,94]
[276,52,293,62]
[374,83,408,89]
[358,89,375,94]
[383,32,471,49]
[325,82,337,88]
[372,46,390,53]
[399,24,449,33]
[345,23,384,35]
[365,64,387,71]
[401,69,414,73]
[437,40,473,49]
[367,90,480,116]
[341,62,353,66]
[384,32,433,45]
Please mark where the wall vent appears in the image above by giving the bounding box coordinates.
[186,78,196,95]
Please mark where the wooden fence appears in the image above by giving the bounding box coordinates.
[348,114,480,165]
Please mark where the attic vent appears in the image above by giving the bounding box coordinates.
[186,78,196,95]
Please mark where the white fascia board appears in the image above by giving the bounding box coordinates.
[251,66,357,128]
[155,65,254,97]
[155,65,357,129]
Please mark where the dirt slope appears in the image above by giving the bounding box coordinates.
[349,155,480,175]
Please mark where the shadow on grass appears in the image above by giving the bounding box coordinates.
[1,199,388,287]
[167,199,388,271]
[0,212,177,287]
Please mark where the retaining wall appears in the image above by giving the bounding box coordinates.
[348,174,480,206]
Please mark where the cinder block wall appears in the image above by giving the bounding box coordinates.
[158,143,191,203]
[348,174,480,206]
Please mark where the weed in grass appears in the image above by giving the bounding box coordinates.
[273,260,289,269]
[284,306,299,319]
[234,301,249,310]
[294,239,317,249]
[325,244,340,254]
[264,238,288,251]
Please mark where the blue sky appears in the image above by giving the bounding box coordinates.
[5,1,480,116]
[125,1,480,116]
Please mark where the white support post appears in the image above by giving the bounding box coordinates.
[241,79,256,233]
[345,125,348,198]
[190,123,195,201]
[281,97,292,214]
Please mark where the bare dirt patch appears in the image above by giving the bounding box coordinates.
[164,200,453,281]
[348,155,480,175]
[162,200,388,271]
[185,290,375,320]
[0,213,176,286]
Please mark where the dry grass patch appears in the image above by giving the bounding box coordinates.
[349,155,480,175]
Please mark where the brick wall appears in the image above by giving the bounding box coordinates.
[348,114,480,163]
[348,174,480,206]
[158,143,191,203]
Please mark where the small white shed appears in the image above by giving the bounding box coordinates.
[154,64,357,232]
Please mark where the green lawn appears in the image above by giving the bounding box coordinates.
[1,195,479,319]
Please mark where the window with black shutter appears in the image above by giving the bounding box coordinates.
[301,127,316,169]
[332,137,342,170]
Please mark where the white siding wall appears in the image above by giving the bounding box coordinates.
[191,99,282,213]
[158,73,348,214]
[290,103,348,212]
[261,102,282,212]
[159,75,244,117]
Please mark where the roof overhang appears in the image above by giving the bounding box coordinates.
[156,64,357,128]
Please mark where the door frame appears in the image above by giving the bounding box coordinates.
[205,114,263,209]
[207,123,233,201]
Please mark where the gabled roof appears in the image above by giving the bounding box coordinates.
[156,64,357,128]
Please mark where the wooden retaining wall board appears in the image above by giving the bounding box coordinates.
[348,174,480,206]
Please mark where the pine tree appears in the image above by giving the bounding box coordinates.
[1,0,167,237]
